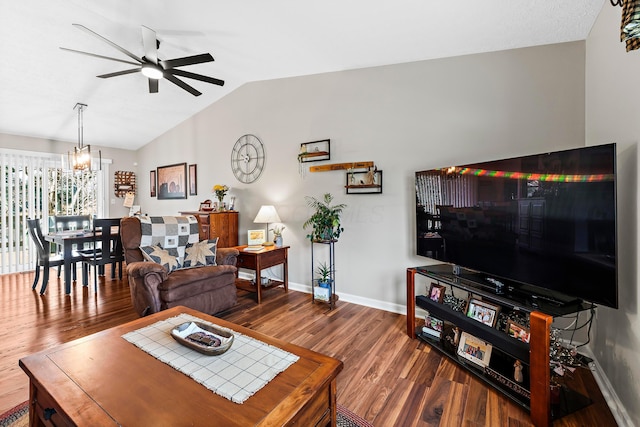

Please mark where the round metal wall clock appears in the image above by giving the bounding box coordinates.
[230,134,265,184]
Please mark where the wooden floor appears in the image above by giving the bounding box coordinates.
[0,268,618,426]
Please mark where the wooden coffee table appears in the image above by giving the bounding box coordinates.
[19,306,343,426]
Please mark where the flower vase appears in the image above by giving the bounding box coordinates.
[217,198,225,211]
[274,236,283,247]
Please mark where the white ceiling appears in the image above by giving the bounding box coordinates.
[0,0,605,151]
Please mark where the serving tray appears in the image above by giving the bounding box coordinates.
[171,321,234,355]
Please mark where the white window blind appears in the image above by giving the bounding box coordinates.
[0,149,108,274]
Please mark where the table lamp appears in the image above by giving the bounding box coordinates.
[253,205,281,246]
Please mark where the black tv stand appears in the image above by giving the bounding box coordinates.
[406,265,594,426]
[431,264,592,317]
[528,293,581,309]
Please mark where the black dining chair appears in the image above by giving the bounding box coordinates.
[51,214,93,275]
[52,215,91,233]
[81,218,124,292]
[26,219,84,294]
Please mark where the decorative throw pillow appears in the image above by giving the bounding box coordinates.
[140,244,182,272]
[183,238,218,268]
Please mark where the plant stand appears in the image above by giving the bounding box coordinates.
[311,239,337,309]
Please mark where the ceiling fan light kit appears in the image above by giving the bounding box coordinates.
[141,64,164,79]
[61,24,224,96]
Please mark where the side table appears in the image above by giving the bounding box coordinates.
[233,245,289,304]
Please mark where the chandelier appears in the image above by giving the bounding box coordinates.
[67,103,100,171]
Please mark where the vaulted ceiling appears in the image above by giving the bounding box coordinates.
[0,0,604,150]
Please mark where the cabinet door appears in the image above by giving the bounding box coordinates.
[209,212,238,247]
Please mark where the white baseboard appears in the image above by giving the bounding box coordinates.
[287,281,408,314]
[577,347,633,427]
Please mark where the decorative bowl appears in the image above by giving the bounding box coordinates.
[201,207,214,212]
[171,321,234,355]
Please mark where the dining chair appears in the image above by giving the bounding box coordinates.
[26,219,84,294]
[51,214,93,275]
[52,215,91,233]
[81,218,124,291]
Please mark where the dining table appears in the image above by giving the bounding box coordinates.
[44,228,119,294]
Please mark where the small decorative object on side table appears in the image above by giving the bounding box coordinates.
[271,225,285,247]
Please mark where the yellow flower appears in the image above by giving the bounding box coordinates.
[212,184,229,201]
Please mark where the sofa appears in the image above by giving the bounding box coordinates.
[121,215,239,317]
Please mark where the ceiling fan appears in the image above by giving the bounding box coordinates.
[61,24,224,96]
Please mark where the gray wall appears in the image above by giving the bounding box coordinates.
[137,41,586,314]
[587,4,639,425]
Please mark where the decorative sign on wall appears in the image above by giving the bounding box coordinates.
[114,171,136,198]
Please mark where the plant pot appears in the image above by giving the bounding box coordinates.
[314,281,332,301]
[318,280,332,289]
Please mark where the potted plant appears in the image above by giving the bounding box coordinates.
[314,261,332,302]
[315,262,332,287]
[270,225,285,247]
[303,193,347,242]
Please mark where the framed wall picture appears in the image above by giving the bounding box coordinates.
[298,139,330,163]
[428,282,446,303]
[157,163,187,200]
[506,321,531,343]
[457,332,493,368]
[466,298,501,328]
[247,229,266,245]
[189,164,197,196]
[150,170,157,197]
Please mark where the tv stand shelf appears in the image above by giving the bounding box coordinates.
[406,266,591,427]
[416,294,530,363]
[415,264,592,317]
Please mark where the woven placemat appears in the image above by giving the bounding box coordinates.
[122,313,299,404]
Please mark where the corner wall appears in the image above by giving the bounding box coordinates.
[137,41,585,308]
[586,4,639,425]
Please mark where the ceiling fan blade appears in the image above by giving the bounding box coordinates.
[167,69,224,86]
[165,74,202,96]
[97,68,141,78]
[73,23,143,63]
[161,53,214,69]
[60,47,140,66]
[141,25,158,64]
[149,78,159,93]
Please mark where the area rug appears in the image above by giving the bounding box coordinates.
[337,404,375,427]
[0,401,373,427]
[0,401,28,427]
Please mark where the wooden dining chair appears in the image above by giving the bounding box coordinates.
[26,219,84,294]
[81,218,124,292]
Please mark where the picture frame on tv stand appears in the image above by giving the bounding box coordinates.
[457,332,493,368]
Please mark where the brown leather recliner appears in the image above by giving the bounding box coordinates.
[120,216,239,317]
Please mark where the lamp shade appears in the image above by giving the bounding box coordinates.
[253,205,281,224]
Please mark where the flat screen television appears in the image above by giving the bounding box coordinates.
[415,143,617,309]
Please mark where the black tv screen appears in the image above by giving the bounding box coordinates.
[415,143,617,309]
